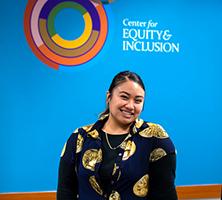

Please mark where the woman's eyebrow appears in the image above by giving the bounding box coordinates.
[119,91,130,95]
[119,91,144,98]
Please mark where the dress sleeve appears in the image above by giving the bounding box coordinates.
[147,123,178,200]
[147,153,178,200]
[57,132,79,200]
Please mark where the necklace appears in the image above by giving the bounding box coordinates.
[105,132,129,150]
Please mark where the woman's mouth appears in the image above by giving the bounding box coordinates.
[120,109,134,117]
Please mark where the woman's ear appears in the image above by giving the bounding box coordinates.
[106,91,111,104]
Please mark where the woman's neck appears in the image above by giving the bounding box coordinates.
[102,117,131,135]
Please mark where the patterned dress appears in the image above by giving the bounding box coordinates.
[57,115,178,200]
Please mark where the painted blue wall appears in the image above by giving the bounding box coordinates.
[0,0,221,193]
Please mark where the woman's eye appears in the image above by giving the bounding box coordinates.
[135,99,143,104]
[120,95,128,100]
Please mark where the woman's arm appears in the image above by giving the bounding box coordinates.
[57,133,79,200]
[147,153,178,200]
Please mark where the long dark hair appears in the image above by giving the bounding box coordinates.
[99,70,145,118]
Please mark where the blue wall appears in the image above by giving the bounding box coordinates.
[0,0,221,193]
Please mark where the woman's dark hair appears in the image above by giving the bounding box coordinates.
[99,70,145,118]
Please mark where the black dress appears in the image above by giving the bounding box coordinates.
[57,116,178,200]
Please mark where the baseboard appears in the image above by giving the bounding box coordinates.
[0,184,221,199]
[0,191,56,200]
[176,184,221,199]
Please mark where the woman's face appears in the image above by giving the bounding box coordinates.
[107,80,145,127]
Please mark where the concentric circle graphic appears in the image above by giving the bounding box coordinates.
[24,0,108,69]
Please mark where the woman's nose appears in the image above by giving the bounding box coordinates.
[125,100,134,109]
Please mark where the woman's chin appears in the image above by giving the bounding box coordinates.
[119,116,135,126]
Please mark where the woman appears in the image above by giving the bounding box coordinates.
[57,71,178,200]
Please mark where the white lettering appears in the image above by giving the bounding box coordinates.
[123,41,180,53]
[147,20,158,29]
[123,18,147,27]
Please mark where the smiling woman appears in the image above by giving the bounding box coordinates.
[100,71,145,132]
[57,71,178,200]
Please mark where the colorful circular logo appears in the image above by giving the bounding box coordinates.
[24,0,108,69]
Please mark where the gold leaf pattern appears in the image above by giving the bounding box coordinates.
[89,176,103,195]
[99,113,109,120]
[88,129,99,139]
[122,141,136,161]
[73,128,79,133]
[133,174,149,197]
[138,127,153,138]
[82,149,102,171]
[109,190,121,200]
[132,126,137,134]
[60,142,66,157]
[76,134,84,153]
[147,123,169,138]
[135,118,144,128]
[139,123,169,138]
[149,148,167,162]
[82,124,93,132]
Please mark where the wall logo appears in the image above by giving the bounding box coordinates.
[122,19,180,53]
[24,0,108,69]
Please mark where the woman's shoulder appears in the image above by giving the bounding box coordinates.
[70,121,100,139]
[136,119,176,161]
[71,123,94,135]
[135,119,169,139]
